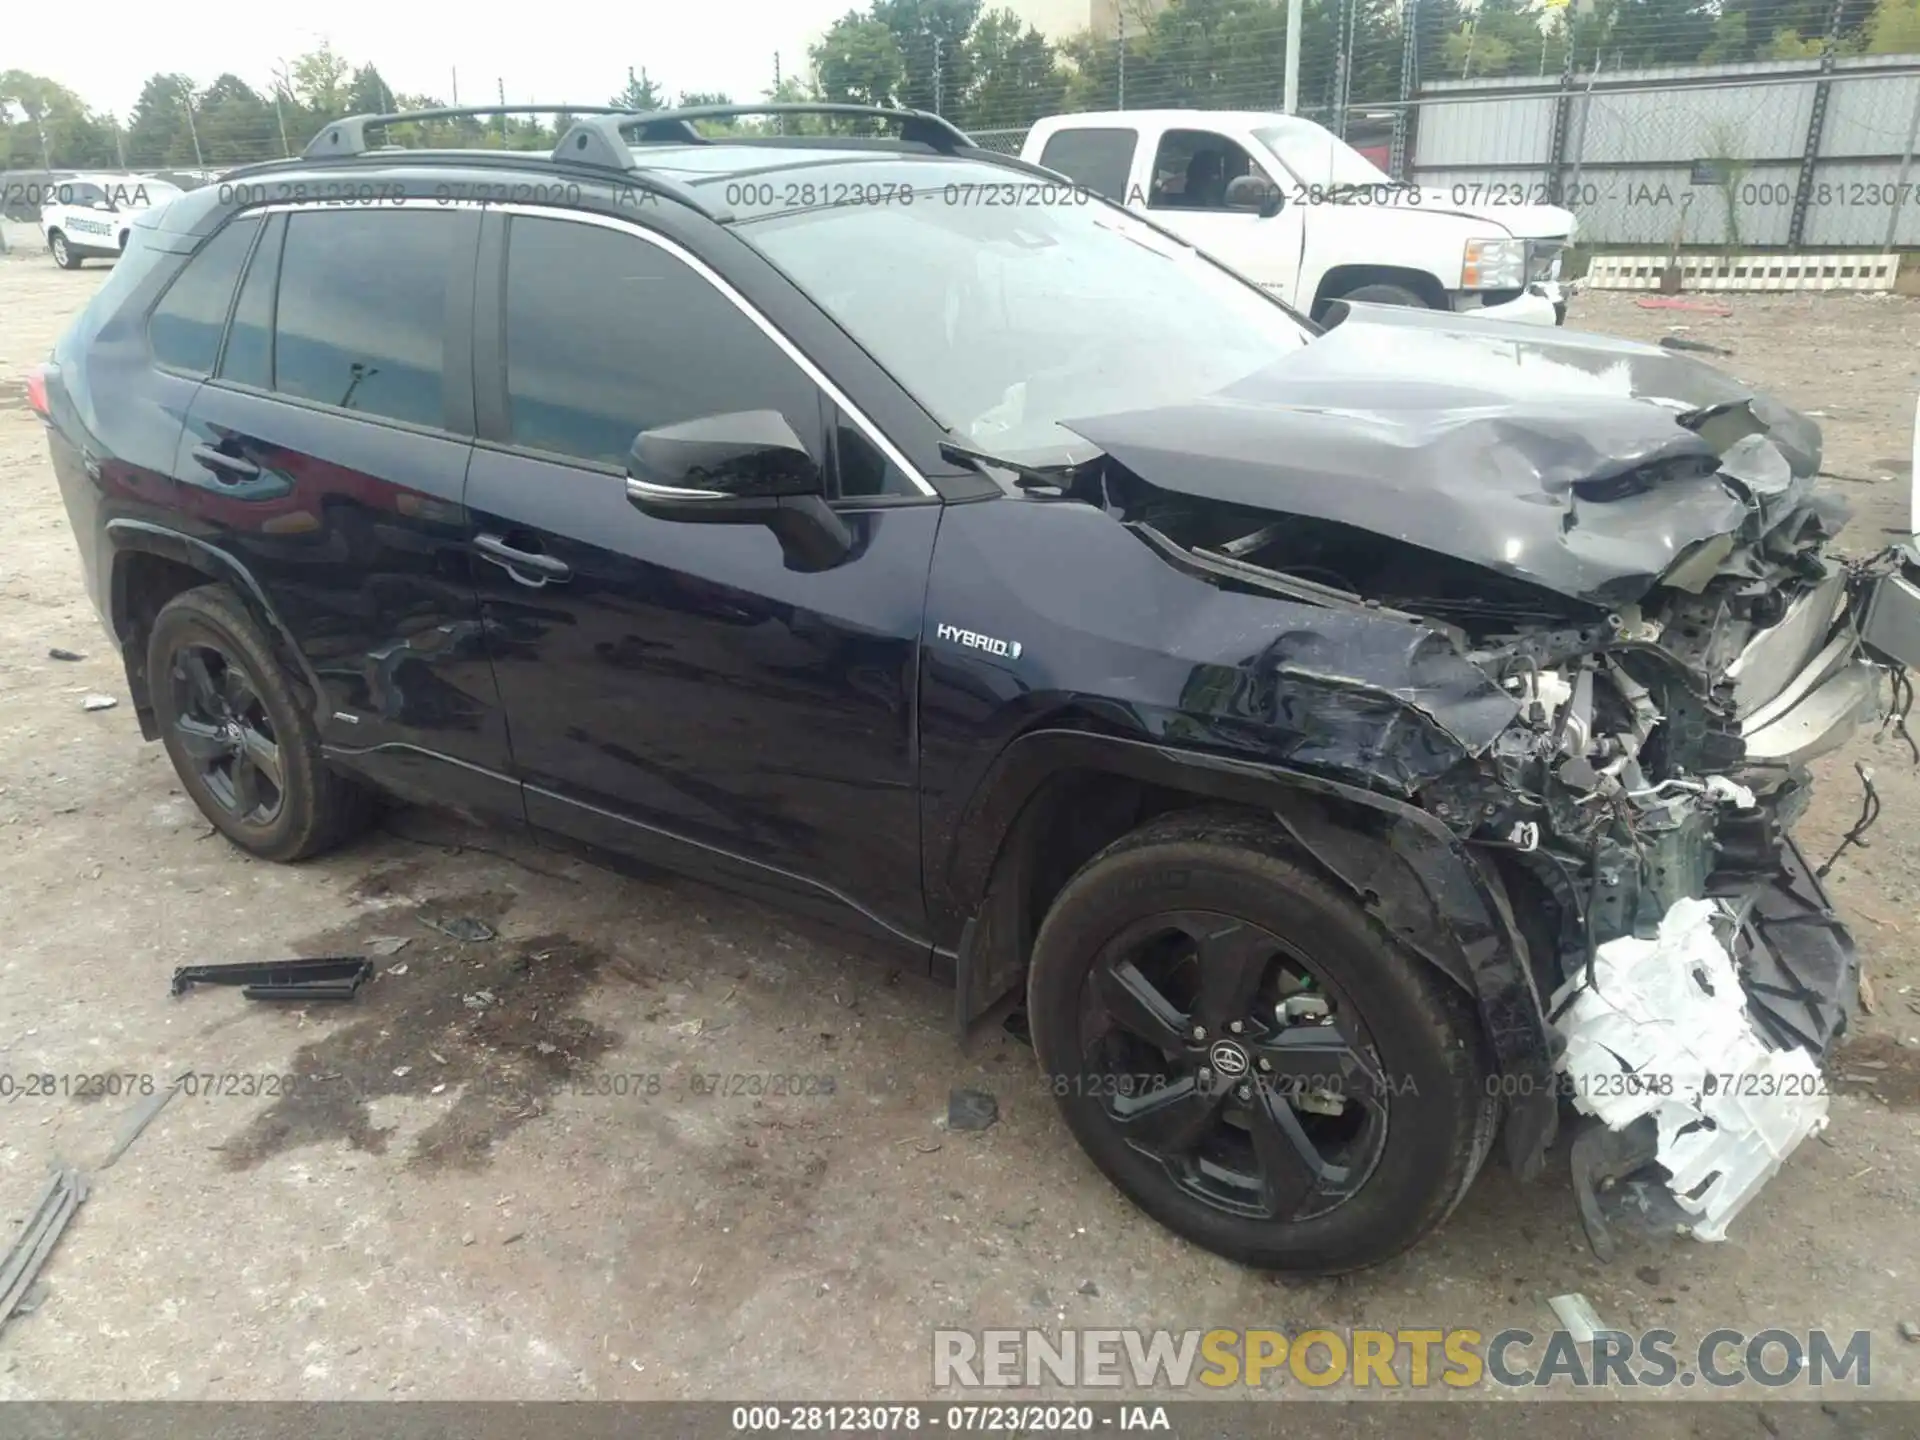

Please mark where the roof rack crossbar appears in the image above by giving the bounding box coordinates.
[551,103,975,170]
[303,106,634,160]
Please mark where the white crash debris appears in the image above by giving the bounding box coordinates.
[1550,896,1829,1242]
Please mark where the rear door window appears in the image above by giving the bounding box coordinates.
[219,214,283,390]
[147,215,262,376]
[1036,128,1138,203]
[272,208,468,429]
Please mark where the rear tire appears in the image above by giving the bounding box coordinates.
[148,585,373,862]
[1026,809,1497,1274]
[49,231,81,269]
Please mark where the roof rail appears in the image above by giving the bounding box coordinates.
[303,105,632,159]
[552,103,975,169]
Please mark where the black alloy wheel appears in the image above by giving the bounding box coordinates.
[1085,910,1390,1225]
[148,585,373,861]
[1028,810,1498,1274]
[167,641,286,826]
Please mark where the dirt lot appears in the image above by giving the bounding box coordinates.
[0,251,1917,1410]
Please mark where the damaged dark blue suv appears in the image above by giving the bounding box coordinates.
[29,103,1920,1273]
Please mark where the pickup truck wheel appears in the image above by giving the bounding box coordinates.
[1026,810,1497,1274]
[1338,282,1427,308]
[149,586,373,862]
[48,231,81,269]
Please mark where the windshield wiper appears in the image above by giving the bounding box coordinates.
[938,440,1090,495]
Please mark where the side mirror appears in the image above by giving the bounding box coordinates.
[1225,174,1283,219]
[625,410,853,573]
[627,409,822,501]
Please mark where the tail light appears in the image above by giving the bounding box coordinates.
[24,363,53,420]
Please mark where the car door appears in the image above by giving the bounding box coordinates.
[463,207,939,949]
[1140,126,1306,303]
[171,202,520,822]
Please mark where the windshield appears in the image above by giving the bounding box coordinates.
[741,179,1312,456]
[1254,125,1393,189]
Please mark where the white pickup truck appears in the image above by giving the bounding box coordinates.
[1021,110,1575,327]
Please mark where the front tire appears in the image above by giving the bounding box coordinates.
[1026,810,1496,1274]
[1337,281,1428,309]
[149,586,372,862]
[48,231,81,269]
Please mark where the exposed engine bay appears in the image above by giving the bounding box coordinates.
[1024,304,1920,1247]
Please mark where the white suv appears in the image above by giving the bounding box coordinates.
[41,174,184,269]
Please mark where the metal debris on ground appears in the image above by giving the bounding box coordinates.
[420,915,496,943]
[0,1166,89,1341]
[170,956,375,1002]
[1547,1293,1609,1345]
[948,1087,1000,1132]
[80,695,116,712]
[1634,297,1734,315]
[1659,335,1735,357]
[99,1081,180,1169]
[46,648,83,662]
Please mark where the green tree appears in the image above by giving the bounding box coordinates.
[756,73,832,134]
[611,66,666,110]
[290,39,353,118]
[962,9,1066,127]
[126,73,200,167]
[346,64,394,115]
[1602,0,1717,68]
[871,0,984,111]
[1866,0,1920,49]
[195,74,279,164]
[813,14,909,106]
[0,72,118,168]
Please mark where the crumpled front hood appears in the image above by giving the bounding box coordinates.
[1063,303,1826,608]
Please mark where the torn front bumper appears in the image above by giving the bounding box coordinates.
[1552,854,1852,1246]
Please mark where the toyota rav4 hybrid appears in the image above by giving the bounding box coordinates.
[25,104,1920,1273]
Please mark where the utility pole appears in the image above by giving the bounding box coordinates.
[1284,0,1303,115]
[179,79,205,169]
[1117,20,1127,110]
[1390,0,1418,181]
[773,53,784,134]
[274,93,291,156]
[933,37,944,114]
[451,67,460,105]
[498,77,507,142]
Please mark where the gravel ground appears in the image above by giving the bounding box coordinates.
[0,251,1917,1409]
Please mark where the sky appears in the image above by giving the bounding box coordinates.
[10,0,916,121]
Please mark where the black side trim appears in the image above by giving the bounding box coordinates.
[523,784,932,963]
